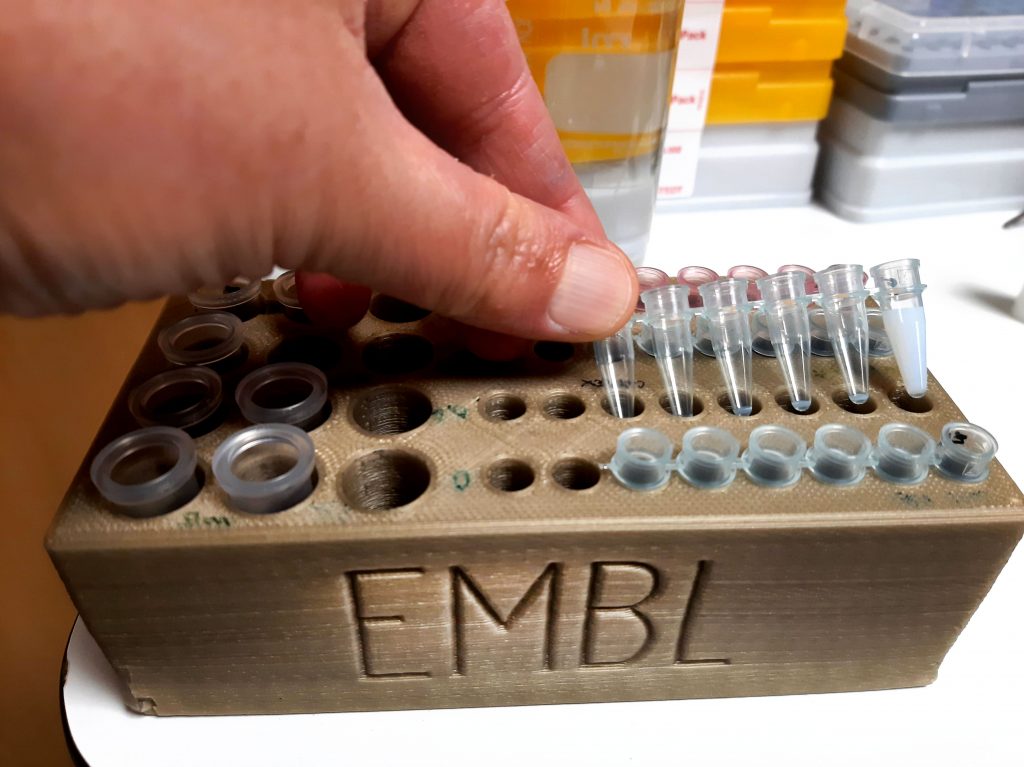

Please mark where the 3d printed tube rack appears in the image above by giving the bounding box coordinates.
[47,279,1024,716]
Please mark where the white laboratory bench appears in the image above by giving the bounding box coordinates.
[62,204,1024,766]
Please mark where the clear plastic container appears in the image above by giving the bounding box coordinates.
[157,312,246,368]
[188,277,263,320]
[129,366,223,433]
[235,363,329,431]
[873,423,936,484]
[609,427,674,491]
[212,424,317,514]
[935,422,998,483]
[845,0,1024,82]
[807,424,873,485]
[90,427,200,517]
[509,0,687,263]
[742,425,807,488]
[677,427,741,489]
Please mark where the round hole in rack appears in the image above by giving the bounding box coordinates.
[534,341,575,363]
[543,393,586,420]
[551,458,601,491]
[362,334,433,375]
[659,393,704,417]
[889,388,933,414]
[600,396,645,418]
[351,386,433,435]
[832,391,878,415]
[341,450,431,512]
[481,393,527,422]
[268,336,342,372]
[369,295,431,323]
[775,391,820,415]
[487,459,535,493]
[717,394,762,417]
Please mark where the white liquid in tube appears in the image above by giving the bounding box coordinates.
[882,304,927,398]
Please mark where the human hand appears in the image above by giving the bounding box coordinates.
[0,0,637,345]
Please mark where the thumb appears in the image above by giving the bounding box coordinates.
[304,88,638,342]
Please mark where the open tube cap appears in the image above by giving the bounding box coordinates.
[188,276,263,317]
[807,424,872,486]
[212,424,317,514]
[873,422,935,485]
[158,312,245,367]
[235,363,328,431]
[677,427,740,489]
[129,367,223,432]
[936,422,998,484]
[90,427,199,517]
[610,427,673,491]
[742,425,806,488]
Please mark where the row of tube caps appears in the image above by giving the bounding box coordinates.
[609,421,998,492]
[596,260,927,419]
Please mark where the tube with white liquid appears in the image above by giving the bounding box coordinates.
[699,279,755,416]
[641,284,695,417]
[757,272,814,412]
[870,259,927,398]
[814,264,871,405]
[594,324,637,419]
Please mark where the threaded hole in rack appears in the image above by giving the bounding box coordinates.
[487,459,535,492]
[481,393,527,421]
[369,295,431,323]
[832,392,878,415]
[775,392,820,415]
[534,341,575,362]
[890,388,933,414]
[362,334,433,375]
[659,393,704,417]
[717,394,762,417]
[110,444,182,486]
[341,450,431,511]
[352,386,433,435]
[268,336,342,371]
[601,396,645,418]
[551,458,601,491]
[544,393,586,420]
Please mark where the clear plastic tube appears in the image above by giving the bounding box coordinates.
[807,424,872,486]
[730,266,773,358]
[814,264,871,405]
[90,427,200,517]
[633,267,671,356]
[641,284,695,417]
[677,266,719,357]
[188,276,263,320]
[935,422,998,484]
[212,424,317,513]
[742,425,806,488]
[235,363,329,431]
[777,264,819,296]
[870,258,928,398]
[609,427,673,491]
[698,278,755,417]
[873,423,935,485]
[677,427,740,489]
[757,272,814,412]
[594,324,637,418]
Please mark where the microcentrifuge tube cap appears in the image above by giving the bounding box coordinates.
[610,428,673,491]
[870,259,927,399]
[90,427,200,517]
[873,423,935,485]
[158,312,246,367]
[212,423,317,514]
[129,366,223,432]
[807,424,872,486]
[677,427,740,489]
[742,425,806,488]
[935,422,998,484]
[188,276,263,318]
[235,362,328,431]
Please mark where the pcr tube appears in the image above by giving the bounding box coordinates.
[757,272,814,412]
[742,425,806,488]
[633,267,671,356]
[273,270,309,322]
[677,266,719,357]
[870,258,927,398]
[609,428,673,491]
[814,265,871,405]
[641,284,696,417]
[777,264,818,295]
[129,366,223,433]
[90,427,200,517]
[212,424,317,513]
[698,278,755,416]
[188,276,263,320]
[807,424,872,486]
[873,423,935,485]
[158,312,246,368]
[866,308,893,358]
[730,266,773,357]
[677,427,740,489]
[235,362,329,431]
[594,323,637,419]
[935,422,998,484]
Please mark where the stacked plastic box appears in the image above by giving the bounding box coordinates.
[659,1,847,210]
[817,0,1024,221]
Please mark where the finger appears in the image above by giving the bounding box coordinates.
[369,0,604,234]
[463,327,532,362]
[294,272,370,329]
